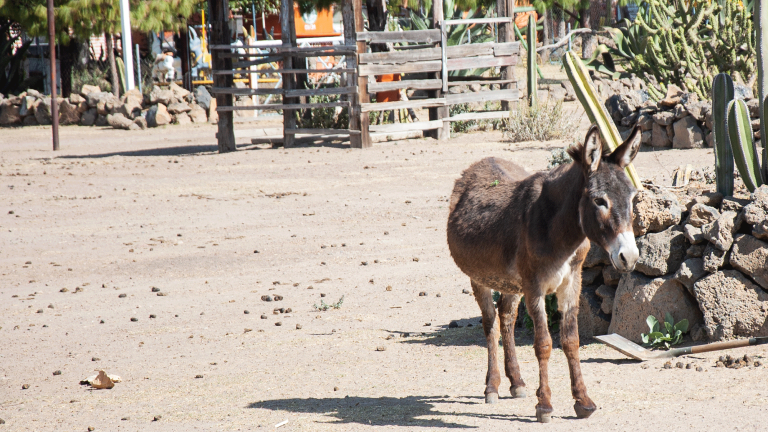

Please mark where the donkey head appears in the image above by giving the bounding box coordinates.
[570,125,641,272]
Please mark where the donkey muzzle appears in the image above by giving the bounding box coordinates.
[608,231,639,272]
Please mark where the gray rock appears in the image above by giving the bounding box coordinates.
[167,102,191,114]
[688,203,719,227]
[672,115,704,149]
[34,98,53,125]
[69,93,85,105]
[609,272,702,343]
[602,266,621,285]
[673,104,688,119]
[641,130,652,145]
[584,242,610,267]
[632,189,682,236]
[693,270,768,340]
[721,196,750,213]
[595,284,616,315]
[687,243,706,258]
[702,243,729,273]
[19,96,36,117]
[0,101,21,125]
[80,84,101,96]
[149,86,174,105]
[169,82,190,100]
[747,98,760,118]
[701,210,741,251]
[80,108,97,126]
[133,116,147,130]
[729,234,768,290]
[653,111,675,126]
[195,86,210,110]
[684,100,709,122]
[673,258,706,294]
[95,114,108,127]
[635,225,687,276]
[605,94,640,123]
[146,104,171,127]
[86,91,111,109]
[637,113,655,131]
[683,224,705,244]
[578,284,611,338]
[118,94,143,119]
[582,267,603,285]
[59,100,81,125]
[734,84,754,100]
[686,191,724,211]
[743,185,768,240]
[651,122,672,147]
[174,112,192,125]
[106,113,134,130]
[189,104,207,123]
[22,115,38,126]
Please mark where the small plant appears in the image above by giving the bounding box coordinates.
[502,98,580,143]
[546,147,573,169]
[493,291,561,333]
[313,295,344,311]
[641,313,689,349]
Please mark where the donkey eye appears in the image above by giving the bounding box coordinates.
[594,197,608,207]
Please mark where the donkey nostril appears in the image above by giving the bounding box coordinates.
[619,252,627,265]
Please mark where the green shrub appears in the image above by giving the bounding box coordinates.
[502,98,580,143]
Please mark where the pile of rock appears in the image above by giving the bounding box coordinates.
[0,83,216,130]
[578,185,768,343]
[600,78,759,150]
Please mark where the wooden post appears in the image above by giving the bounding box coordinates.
[429,0,449,141]
[47,0,59,151]
[342,0,365,148]
[351,0,371,148]
[211,0,236,152]
[498,0,515,111]
[281,0,297,148]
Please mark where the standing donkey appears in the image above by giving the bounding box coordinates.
[447,125,641,422]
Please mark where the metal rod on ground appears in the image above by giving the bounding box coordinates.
[135,44,142,93]
[46,0,59,151]
[119,0,135,89]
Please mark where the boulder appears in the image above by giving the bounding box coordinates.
[673,258,706,294]
[651,122,671,147]
[58,100,81,125]
[581,267,603,285]
[595,284,616,315]
[146,104,172,127]
[693,270,768,340]
[80,108,97,126]
[120,88,142,103]
[0,101,21,125]
[95,114,108,127]
[659,84,685,107]
[721,196,750,213]
[734,84,754,100]
[34,98,53,125]
[605,94,640,123]
[133,116,148,130]
[106,113,134,130]
[577,284,611,339]
[634,225,687,276]
[167,102,191,114]
[687,243,706,258]
[641,130,652,145]
[19,96,36,117]
[80,84,101,96]
[701,210,741,251]
[194,86,212,111]
[7,94,22,105]
[94,93,119,115]
[686,191,724,211]
[747,98,760,118]
[118,95,143,119]
[673,104,688,119]
[688,203,719,227]
[208,98,218,124]
[637,113,654,131]
[149,86,174,105]
[653,111,675,126]
[174,112,191,125]
[86,91,110,108]
[729,234,768,290]
[683,224,705,244]
[743,185,768,240]
[632,189,682,236]
[602,266,621,285]
[684,100,709,122]
[609,272,702,342]
[169,82,190,100]
[672,116,704,149]
[26,89,41,98]
[189,104,207,123]
[70,93,85,105]
[22,115,38,126]
[584,242,610,267]
[702,243,729,273]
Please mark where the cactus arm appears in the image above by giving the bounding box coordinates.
[514,24,544,79]
[727,99,764,192]
[757,0,768,183]
[712,73,735,197]
[563,51,643,190]
[527,13,537,107]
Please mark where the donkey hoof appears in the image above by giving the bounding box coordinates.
[485,393,499,404]
[510,386,527,398]
[535,407,553,423]
[574,402,597,419]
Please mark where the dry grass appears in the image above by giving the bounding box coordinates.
[502,98,582,143]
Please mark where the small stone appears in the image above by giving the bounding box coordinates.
[386,286,392,291]
[462,288,471,294]
[448,321,459,328]
[273,295,283,301]
[361,261,368,266]
[37,309,43,313]
[275,322,282,326]
[663,361,672,369]
[151,287,160,292]
[22,384,29,389]
[376,346,387,351]
[118,293,127,298]
[53,370,62,375]
[424,322,432,326]
[195,374,203,379]
[697,366,704,372]
[334,386,339,391]
[244,310,250,314]
[296,324,302,329]
[261,315,267,319]
[100,320,105,324]
[413,257,420,262]
[686,363,692,369]
[675,362,684,369]
[419,291,427,296]
[60,288,69,292]
[130,317,138,322]
[88,427,94,431]
[153,415,162,422]
[92,357,100,361]
[285,308,292,313]
[48,304,54,309]
[254,250,259,253]
[149,314,156,319]
[320,293,326,298]
[436,293,441,297]
[261,295,273,302]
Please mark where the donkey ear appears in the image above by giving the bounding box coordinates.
[609,126,642,168]
[582,125,602,173]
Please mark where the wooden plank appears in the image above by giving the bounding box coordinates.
[210,87,282,95]
[447,79,517,86]
[445,89,519,105]
[444,17,515,25]
[393,43,439,50]
[285,86,357,98]
[359,60,442,76]
[369,120,443,133]
[440,22,448,92]
[358,46,441,64]
[443,110,510,122]
[285,128,361,135]
[213,68,355,75]
[356,30,441,44]
[447,55,517,71]
[232,57,283,68]
[281,0,297,148]
[361,98,446,112]
[368,79,442,93]
[219,52,281,58]
[445,43,493,59]
[210,41,282,49]
[351,0,370,148]
[493,42,520,57]
[217,101,351,111]
[210,0,235,152]
[277,45,356,55]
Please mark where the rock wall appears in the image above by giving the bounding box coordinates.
[580,185,768,343]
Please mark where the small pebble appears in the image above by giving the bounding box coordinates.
[273,295,283,301]
[121,417,129,421]
[361,261,368,266]
[386,286,392,291]
[261,295,273,302]
[118,293,127,298]
[333,386,339,391]
[99,320,105,324]
[195,375,203,379]
[22,384,29,389]
[320,293,326,298]
[462,289,470,294]
[296,324,302,329]
[244,328,252,333]
[755,361,762,367]
[53,370,61,376]
[153,415,162,422]
[376,346,387,351]
[675,362,683,369]
[424,322,431,326]
[47,304,54,309]
[413,257,419,262]
[436,293,441,297]
[130,317,138,322]
[92,357,100,361]
[663,361,672,369]
[151,287,160,292]
[696,366,704,372]
[36,309,43,313]
[285,308,292,313]
[448,321,459,328]
[275,322,283,326]
[244,310,250,314]
[686,363,692,369]
[88,427,94,431]
[254,250,260,253]
[156,292,167,296]
[419,292,427,296]
[25,260,31,264]
[261,315,268,319]
[149,314,156,319]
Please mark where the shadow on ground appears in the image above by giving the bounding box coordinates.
[247,395,539,428]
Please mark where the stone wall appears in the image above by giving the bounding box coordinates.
[579,185,768,343]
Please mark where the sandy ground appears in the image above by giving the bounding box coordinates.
[1,116,767,432]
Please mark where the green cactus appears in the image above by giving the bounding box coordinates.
[563,51,643,190]
[712,73,735,196]
[527,13,537,107]
[757,0,768,183]
[727,99,764,191]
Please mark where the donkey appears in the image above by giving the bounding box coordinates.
[446,125,641,422]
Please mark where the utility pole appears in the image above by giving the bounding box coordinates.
[119,0,135,89]
[47,0,59,151]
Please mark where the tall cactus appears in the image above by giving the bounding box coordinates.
[727,99,763,191]
[527,13,537,107]
[758,0,768,183]
[712,73,735,196]
[564,51,643,189]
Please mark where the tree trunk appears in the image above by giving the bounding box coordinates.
[174,29,191,90]
[106,33,119,97]
[540,7,550,63]
[366,0,388,52]
[59,38,78,98]
[579,6,593,59]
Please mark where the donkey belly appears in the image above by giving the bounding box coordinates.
[473,273,524,294]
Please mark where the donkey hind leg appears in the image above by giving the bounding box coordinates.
[525,294,554,423]
[499,293,526,398]
[471,280,501,404]
[557,281,597,419]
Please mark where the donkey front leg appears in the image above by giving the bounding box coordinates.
[525,293,554,423]
[558,283,597,419]
[471,280,501,404]
[499,293,527,398]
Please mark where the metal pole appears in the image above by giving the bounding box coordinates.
[119,0,135,89]
[251,2,257,36]
[568,22,572,52]
[135,44,142,93]
[46,0,59,151]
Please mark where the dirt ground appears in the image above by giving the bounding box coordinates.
[1,114,767,432]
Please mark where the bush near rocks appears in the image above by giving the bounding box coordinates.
[0,83,215,130]
[579,184,768,344]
